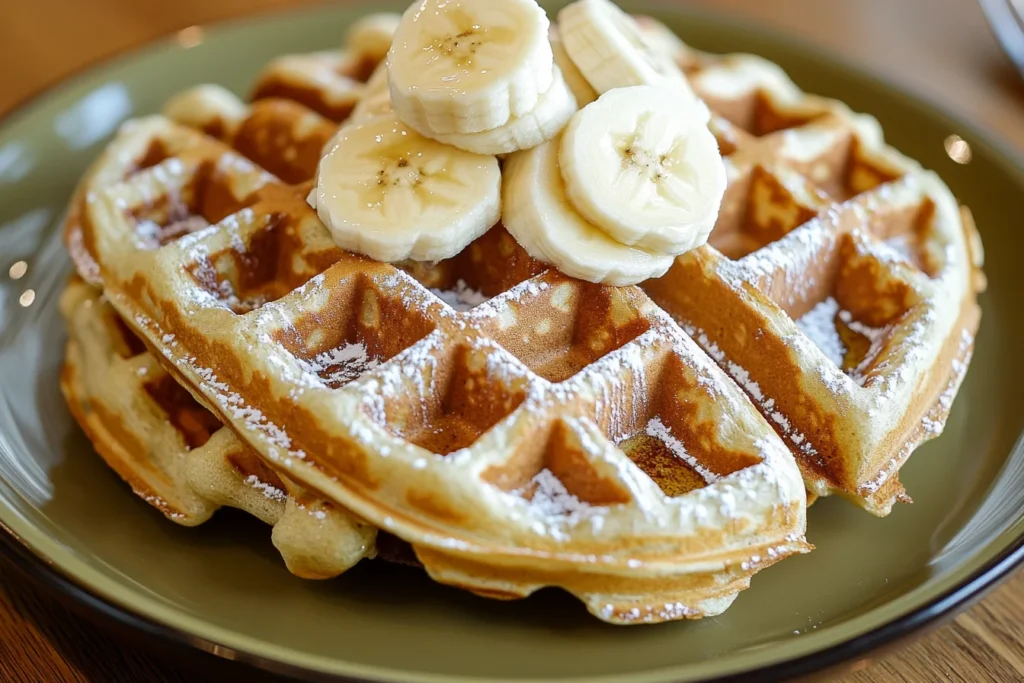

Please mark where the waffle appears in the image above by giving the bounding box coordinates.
[63,38,372,288]
[60,53,543,579]
[635,18,985,513]
[65,112,808,622]
[251,49,377,122]
[59,277,376,579]
[151,20,984,516]
[163,87,337,185]
[58,15,983,623]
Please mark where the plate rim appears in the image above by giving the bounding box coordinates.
[1,2,1023,682]
[4,522,1024,683]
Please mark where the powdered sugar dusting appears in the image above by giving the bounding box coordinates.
[430,279,489,312]
[477,338,538,390]
[134,214,210,250]
[883,234,916,264]
[862,327,975,495]
[525,469,590,518]
[67,226,101,283]
[796,297,845,368]
[293,341,380,388]
[839,309,887,387]
[173,354,293,453]
[505,278,550,303]
[372,332,443,425]
[515,467,608,541]
[723,225,834,307]
[645,417,719,483]
[601,600,702,624]
[578,331,654,441]
[245,475,287,501]
[684,322,820,460]
[792,296,889,388]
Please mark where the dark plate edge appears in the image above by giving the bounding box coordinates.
[3,522,1024,683]
[0,2,1022,683]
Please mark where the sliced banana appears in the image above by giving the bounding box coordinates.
[558,0,696,98]
[559,85,726,254]
[309,114,501,262]
[429,67,576,156]
[162,84,247,135]
[550,28,597,107]
[502,138,675,286]
[387,0,553,136]
[349,61,393,124]
[349,89,394,126]
[346,12,402,65]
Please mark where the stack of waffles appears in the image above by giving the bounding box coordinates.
[59,4,984,624]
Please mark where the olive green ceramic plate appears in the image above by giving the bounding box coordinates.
[1,2,1023,682]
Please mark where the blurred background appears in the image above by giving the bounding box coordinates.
[0,0,1021,150]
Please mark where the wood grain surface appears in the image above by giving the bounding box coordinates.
[1,0,1023,681]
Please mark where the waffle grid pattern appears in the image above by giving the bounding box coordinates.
[639,35,984,513]
[58,14,983,623]
[69,101,808,621]
[59,279,376,579]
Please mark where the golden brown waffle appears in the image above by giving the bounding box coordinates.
[59,277,376,578]
[65,24,383,281]
[251,49,377,122]
[58,15,983,623]
[64,110,809,623]
[634,17,985,514]
[194,19,984,516]
[163,87,337,185]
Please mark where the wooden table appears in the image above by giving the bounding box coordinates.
[1,0,1023,681]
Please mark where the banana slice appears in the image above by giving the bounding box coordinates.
[346,12,402,65]
[387,0,553,136]
[429,67,576,155]
[502,138,675,286]
[349,61,393,124]
[550,28,597,107]
[349,88,393,125]
[558,0,695,98]
[559,85,726,255]
[163,84,247,135]
[309,114,501,262]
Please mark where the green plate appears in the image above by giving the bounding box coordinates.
[1,2,1023,681]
